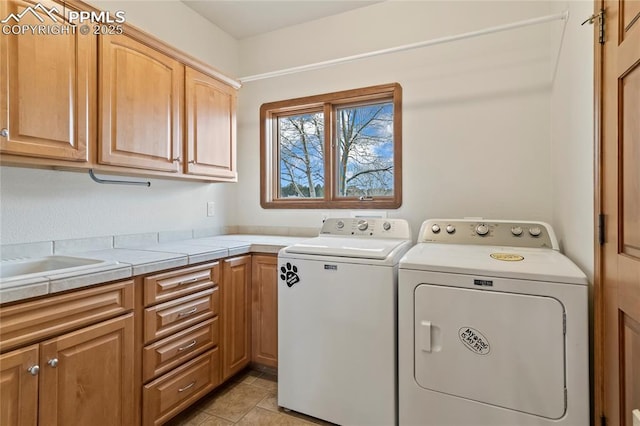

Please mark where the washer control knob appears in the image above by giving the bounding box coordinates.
[476,224,489,236]
[511,226,523,236]
[382,221,391,231]
[431,224,441,234]
[529,226,542,237]
[446,225,456,234]
[357,219,369,231]
[336,220,345,229]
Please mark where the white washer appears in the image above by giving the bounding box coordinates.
[278,218,412,425]
[398,219,589,426]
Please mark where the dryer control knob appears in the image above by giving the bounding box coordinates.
[511,226,523,236]
[529,226,542,237]
[357,219,369,231]
[476,224,489,236]
[431,224,441,234]
[446,225,456,234]
[382,221,391,231]
[336,220,345,229]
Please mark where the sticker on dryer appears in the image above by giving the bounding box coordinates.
[490,253,524,261]
[280,263,300,287]
[458,327,490,355]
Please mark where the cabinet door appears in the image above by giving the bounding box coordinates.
[0,345,38,426]
[185,67,237,180]
[39,314,134,426]
[99,34,183,172]
[0,0,94,161]
[222,255,251,379]
[251,255,278,368]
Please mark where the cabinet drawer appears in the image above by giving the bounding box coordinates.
[0,280,134,352]
[143,348,220,426]
[142,317,219,382]
[144,288,219,344]
[144,262,220,306]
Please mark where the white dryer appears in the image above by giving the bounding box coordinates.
[278,218,412,426]
[398,219,589,426]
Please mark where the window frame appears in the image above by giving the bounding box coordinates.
[260,83,402,209]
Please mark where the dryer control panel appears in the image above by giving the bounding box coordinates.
[320,218,411,239]
[418,219,558,249]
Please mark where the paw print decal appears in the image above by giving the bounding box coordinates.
[280,262,300,287]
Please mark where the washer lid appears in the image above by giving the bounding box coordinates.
[400,244,588,285]
[284,237,407,260]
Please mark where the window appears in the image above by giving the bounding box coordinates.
[260,83,402,209]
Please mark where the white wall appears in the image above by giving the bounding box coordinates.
[0,0,239,245]
[236,1,556,239]
[550,1,594,280]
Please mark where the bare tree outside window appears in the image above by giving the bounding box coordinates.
[260,83,402,209]
[278,112,324,198]
[337,102,393,198]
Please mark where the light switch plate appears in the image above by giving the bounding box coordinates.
[207,201,215,217]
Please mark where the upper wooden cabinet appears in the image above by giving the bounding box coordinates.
[185,68,237,180]
[0,0,240,182]
[99,34,183,173]
[0,0,95,162]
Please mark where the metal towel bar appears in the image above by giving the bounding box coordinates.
[88,169,151,187]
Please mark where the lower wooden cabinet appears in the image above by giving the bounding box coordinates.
[1,254,281,425]
[251,255,278,368]
[221,255,252,380]
[40,314,135,425]
[0,280,135,426]
[0,345,39,426]
[0,313,134,426]
[142,348,220,426]
[140,262,221,426]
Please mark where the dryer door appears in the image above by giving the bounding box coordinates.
[414,284,566,419]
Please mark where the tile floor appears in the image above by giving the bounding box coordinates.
[166,369,333,426]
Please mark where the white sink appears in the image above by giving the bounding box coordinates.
[0,256,116,282]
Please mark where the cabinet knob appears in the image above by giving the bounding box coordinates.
[47,358,59,368]
[0,128,8,138]
[27,365,40,376]
[188,160,196,165]
[173,156,181,162]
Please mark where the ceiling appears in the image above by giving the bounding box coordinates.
[181,1,382,40]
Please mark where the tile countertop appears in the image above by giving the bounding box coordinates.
[0,235,308,305]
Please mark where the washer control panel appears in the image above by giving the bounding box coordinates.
[320,218,411,239]
[418,219,558,249]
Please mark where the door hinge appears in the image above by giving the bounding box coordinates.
[599,213,605,245]
[601,414,606,426]
[582,9,605,44]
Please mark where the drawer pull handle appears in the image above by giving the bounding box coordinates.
[177,340,198,352]
[178,381,196,393]
[177,307,198,318]
[178,277,200,286]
